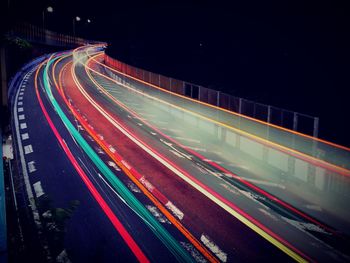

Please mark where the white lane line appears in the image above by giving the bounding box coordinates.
[18,96,23,100]
[18,114,25,120]
[174,136,200,144]
[108,145,116,153]
[107,161,121,172]
[201,234,227,262]
[18,101,23,106]
[21,133,29,140]
[165,201,184,220]
[19,92,24,95]
[33,181,45,198]
[146,205,171,224]
[13,71,42,230]
[18,107,24,112]
[20,123,27,129]
[28,161,37,173]
[24,145,33,154]
[169,149,184,158]
[121,160,131,170]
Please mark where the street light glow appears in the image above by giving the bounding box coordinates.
[47,6,53,12]
[87,19,91,23]
[76,16,81,21]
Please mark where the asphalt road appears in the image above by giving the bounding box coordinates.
[9,45,350,262]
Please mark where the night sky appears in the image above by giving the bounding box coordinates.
[3,0,350,146]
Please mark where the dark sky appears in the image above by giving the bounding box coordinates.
[3,0,350,146]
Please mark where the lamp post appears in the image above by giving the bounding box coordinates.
[73,16,81,37]
[42,6,53,30]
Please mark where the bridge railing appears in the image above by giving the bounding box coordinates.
[104,54,319,137]
[6,23,105,47]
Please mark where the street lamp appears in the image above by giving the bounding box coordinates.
[87,19,91,23]
[42,6,53,30]
[73,16,81,37]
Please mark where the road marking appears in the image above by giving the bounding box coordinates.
[13,69,43,239]
[18,101,23,106]
[24,145,33,154]
[146,205,171,224]
[20,123,27,129]
[121,160,131,170]
[165,201,184,220]
[19,92,24,95]
[174,136,200,143]
[21,133,29,140]
[18,114,25,120]
[108,145,116,153]
[33,181,45,198]
[201,234,227,262]
[18,96,23,100]
[18,107,24,112]
[107,161,121,171]
[170,149,184,158]
[28,161,37,173]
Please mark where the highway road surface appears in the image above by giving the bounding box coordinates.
[9,45,350,262]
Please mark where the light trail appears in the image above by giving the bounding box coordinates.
[41,53,196,263]
[73,46,310,262]
[53,55,219,263]
[85,53,337,236]
[89,54,350,177]
[101,53,350,153]
[34,56,150,263]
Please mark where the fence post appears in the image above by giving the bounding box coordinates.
[238,98,243,114]
[169,78,172,92]
[313,117,319,138]
[217,91,220,107]
[198,86,201,101]
[253,103,256,118]
[293,112,298,131]
[267,105,271,123]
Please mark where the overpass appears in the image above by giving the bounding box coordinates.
[1,30,350,262]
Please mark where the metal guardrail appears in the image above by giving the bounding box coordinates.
[104,54,319,137]
[6,23,105,48]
